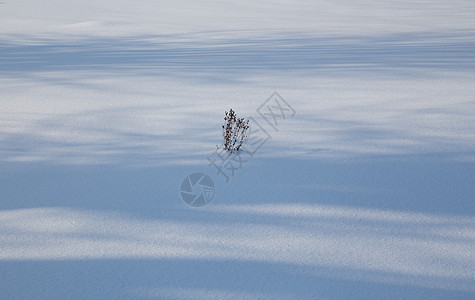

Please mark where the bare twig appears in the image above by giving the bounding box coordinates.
[221,109,249,153]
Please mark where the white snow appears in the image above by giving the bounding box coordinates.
[1,0,475,299]
[1,205,474,292]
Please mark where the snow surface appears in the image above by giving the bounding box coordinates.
[1,0,475,299]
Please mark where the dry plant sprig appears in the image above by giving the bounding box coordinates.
[221,109,249,153]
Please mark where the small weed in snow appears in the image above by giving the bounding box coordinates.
[221,109,249,153]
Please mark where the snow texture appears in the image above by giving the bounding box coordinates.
[1,0,475,299]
